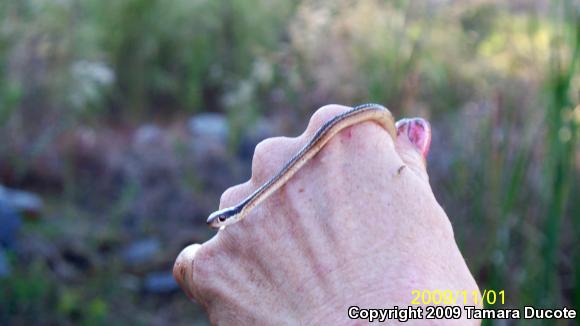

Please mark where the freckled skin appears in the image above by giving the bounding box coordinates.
[174,105,481,325]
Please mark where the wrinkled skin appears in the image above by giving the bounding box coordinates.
[174,105,481,325]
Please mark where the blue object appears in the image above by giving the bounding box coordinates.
[0,249,10,277]
[0,201,21,249]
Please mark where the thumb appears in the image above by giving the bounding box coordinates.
[394,117,432,183]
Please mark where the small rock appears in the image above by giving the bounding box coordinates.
[122,238,161,266]
[134,124,163,146]
[120,274,140,291]
[0,249,10,277]
[143,271,179,294]
[0,202,21,248]
[0,185,44,219]
[62,247,92,271]
[188,113,229,142]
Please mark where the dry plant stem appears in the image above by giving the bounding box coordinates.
[174,105,481,325]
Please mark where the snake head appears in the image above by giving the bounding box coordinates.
[207,206,242,229]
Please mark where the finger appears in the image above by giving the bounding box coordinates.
[218,104,354,211]
[250,136,296,186]
[301,104,353,137]
[394,118,432,182]
[217,104,399,219]
[173,243,203,301]
[216,139,294,213]
[302,103,399,158]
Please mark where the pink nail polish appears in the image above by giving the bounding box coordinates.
[407,118,431,158]
[396,118,410,136]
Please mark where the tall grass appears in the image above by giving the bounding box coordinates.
[538,0,578,309]
[479,2,578,324]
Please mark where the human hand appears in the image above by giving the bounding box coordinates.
[174,104,481,325]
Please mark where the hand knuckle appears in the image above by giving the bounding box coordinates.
[252,137,278,165]
[307,104,350,134]
[219,185,241,209]
[251,137,287,182]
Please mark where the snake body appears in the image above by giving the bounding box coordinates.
[207,103,397,229]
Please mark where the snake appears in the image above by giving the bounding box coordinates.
[207,103,397,229]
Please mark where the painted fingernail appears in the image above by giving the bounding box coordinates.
[396,118,410,135]
[396,118,432,159]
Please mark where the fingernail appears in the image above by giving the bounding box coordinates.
[396,118,410,135]
[396,118,432,159]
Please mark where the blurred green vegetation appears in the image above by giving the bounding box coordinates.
[0,0,578,324]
